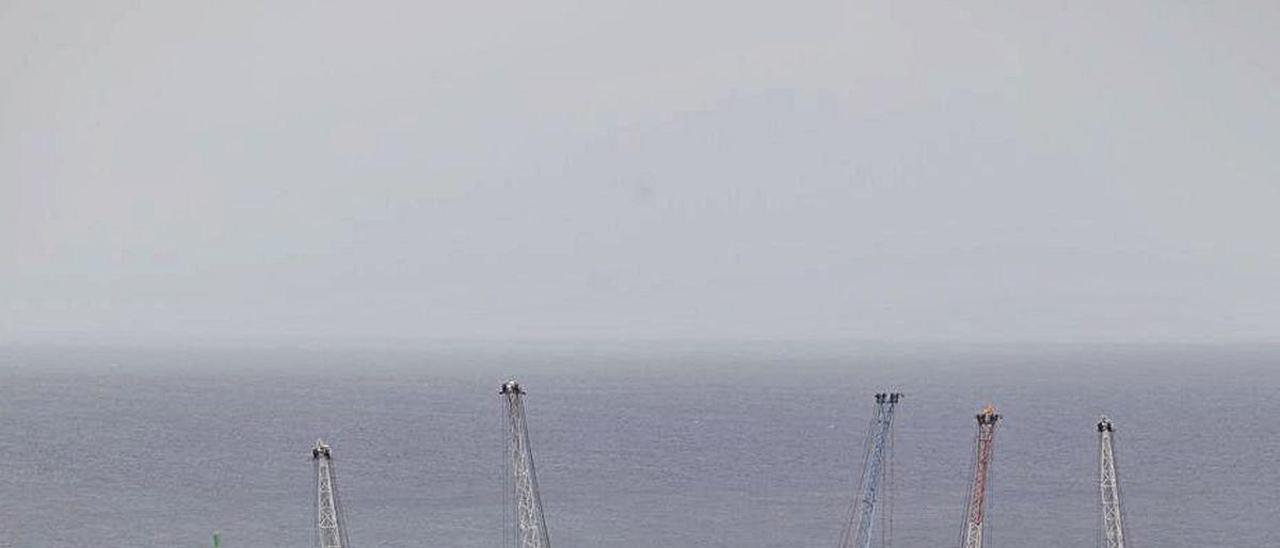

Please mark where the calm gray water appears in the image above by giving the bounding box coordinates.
[1,342,1276,547]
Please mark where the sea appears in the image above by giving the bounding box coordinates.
[0,341,1276,547]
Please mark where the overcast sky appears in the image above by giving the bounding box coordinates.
[2,1,1278,344]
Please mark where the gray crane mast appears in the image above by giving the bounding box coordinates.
[1098,417,1127,548]
[313,439,351,548]
[501,380,552,548]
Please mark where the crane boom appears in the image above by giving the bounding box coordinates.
[502,380,552,548]
[1098,417,1127,548]
[839,392,903,548]
[959,405,1000,548]
[313,439,351,548]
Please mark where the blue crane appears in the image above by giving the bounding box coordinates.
[838,392,903,548]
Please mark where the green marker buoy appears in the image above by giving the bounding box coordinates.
[213,532,221,548]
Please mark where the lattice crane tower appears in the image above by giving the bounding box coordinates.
[839,392,903,548]
[501,380,552,548]
[959,405,1000,548]
[1098,417,1127,548]
[313,439,351,548]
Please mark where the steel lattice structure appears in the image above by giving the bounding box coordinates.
[501,380,552,548]
[959,405,1000,548]
[1098,417,1127,548]
[313,439,351,548]
[839,392,903,548]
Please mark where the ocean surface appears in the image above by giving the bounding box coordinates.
[0,342,1276,547]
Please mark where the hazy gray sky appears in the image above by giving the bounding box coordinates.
[3,1,1278,344]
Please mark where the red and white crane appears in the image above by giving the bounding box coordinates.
[958,405,1000,548]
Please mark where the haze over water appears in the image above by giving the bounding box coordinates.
[2,342,1275,548]
[4,3,1280,546]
